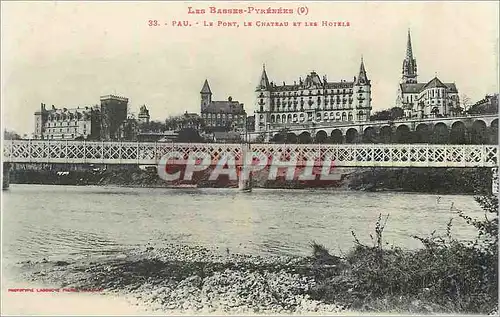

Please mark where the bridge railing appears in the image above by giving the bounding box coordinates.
[2,140,498,168]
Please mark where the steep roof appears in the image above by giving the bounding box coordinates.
[421,77,448,90]
[445,83,458,93]
[257,65,270,90]
[356,57,369,85]
[200,79,212,94]
[400,80,458,94]
[400,83,425,93]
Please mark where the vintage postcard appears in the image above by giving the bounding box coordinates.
[1,1,499,315]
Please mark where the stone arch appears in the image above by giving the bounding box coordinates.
[342,112,347,121]
[282,114,286,123]
[298,131,312,144]
[490,118,498,128]
[348,112,353,121]
[286,132,298,144]
[287,114,292,122]
[379,126,393,143]
[450,121,466,144]
[315,130,328,143]
[276,115,281,123]
[331,129,343,144]
[431,122,449,144]
[415,123,430,143]
[271,115,275,123]
[470,120,488,144]
[491,119,498,145]
[345,128,359,144]
[362,127,376,143]
[271,132,284,143]
[395,124,412,143]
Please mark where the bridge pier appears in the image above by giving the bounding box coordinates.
[492,167,498,195]
[2,162,10,190]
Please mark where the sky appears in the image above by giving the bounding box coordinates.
[1,1,499,135]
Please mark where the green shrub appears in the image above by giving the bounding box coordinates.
[308,196,498,314]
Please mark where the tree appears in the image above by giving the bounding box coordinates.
[4,130,21,140]
[177,128,203,143]
[139,120,165,133]
[370,107,404,121]
[461,94,471,113]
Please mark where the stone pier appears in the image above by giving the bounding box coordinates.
[3,162,10,190]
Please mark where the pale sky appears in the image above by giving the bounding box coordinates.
[2,1,499,135]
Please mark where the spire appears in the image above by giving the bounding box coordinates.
[406,29,413,60]
[257,64,270,90]
[401,29,418,84]
[200,79,212,95]
[356,56,369,85]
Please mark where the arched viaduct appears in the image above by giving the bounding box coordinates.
[254,114,498,145]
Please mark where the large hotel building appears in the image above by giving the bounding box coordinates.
[254,59,372,132]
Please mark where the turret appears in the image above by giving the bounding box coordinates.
[256,64,270,91]
[255,64,272,133]
[354,57,372,122]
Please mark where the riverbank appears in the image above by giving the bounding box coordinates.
[8,166,492,194]
[4,223,497,316]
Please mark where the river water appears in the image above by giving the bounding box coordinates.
[2,184,485,264]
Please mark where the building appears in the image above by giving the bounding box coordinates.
[396,30,460,118]
[180,111,203,130]
[100,95,129,141]
[468,94,499,115]
[254,60,372,133]
[137,105,150,124]
[199,80,247,131]
[34,103,100,140]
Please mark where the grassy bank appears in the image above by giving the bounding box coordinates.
[11,196,498,315]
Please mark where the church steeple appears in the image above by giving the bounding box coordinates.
[355,56,369,85]
[406,29,414,60]
[402,29,418,84]
[257,64,270,90]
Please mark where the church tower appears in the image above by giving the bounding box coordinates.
[200,79,212,112]
[402,29,418,84]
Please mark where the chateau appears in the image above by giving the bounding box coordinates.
[396,30,460,118]
[254,60,372,133]
[34,95,129,141]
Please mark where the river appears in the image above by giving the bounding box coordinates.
[2,184,486,266]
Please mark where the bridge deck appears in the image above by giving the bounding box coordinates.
[2,140,498,168]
